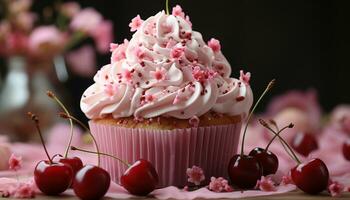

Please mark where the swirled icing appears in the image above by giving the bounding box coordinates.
[81,7,253,120]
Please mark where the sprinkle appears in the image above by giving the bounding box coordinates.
[170,45,185,59]
[186,165,205,186]
[129,15,144,32]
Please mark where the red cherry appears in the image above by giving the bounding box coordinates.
[291,132,318,156]
[34,160,73,195]
[249,147,278,176]
[73,165,111,200]
[120,159,159,196]
[228,155,262,189]
[53,155,83,175]
[291,158,329,194]
[343,140,350,161]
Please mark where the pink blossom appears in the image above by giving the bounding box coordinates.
[150,67,167,81]
[122,69,133,82]
[208,38,221,52]
[240,70,251,84]
[60,2,81,18]
[170,45,185,59]
[192,67,217,82]
[186,165,205,186]
[208,177,233,192]
[70,8,102,34]
[104,83,118,97]
[9,154,22,171]
[129,15,144,32]
[29,26,65,56]
[328,181,344,197]
[143,94,156,103]
[172,5,185,18]
[280,175,293,185]
[10,182,36,198]
[14,12,36,31]
[111,39,129,63]
[256,176,277,192]
[66,45,96,77]
[134,46,145,60]
[92,20,114,53]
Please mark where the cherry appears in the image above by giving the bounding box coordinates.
[28,112,73,195]
[342,140,350,161]
[248,147,278,176]
[228,80,275,189]
[52,154,83,187]
[228,155,262,189]
[73,164,111,200]
[291,132,318,157]
[121,159,159,196]
[291,158,329,194]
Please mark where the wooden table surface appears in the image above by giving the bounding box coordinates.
[1,190,349,200]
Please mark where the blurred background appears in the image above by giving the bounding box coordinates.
[0,0,349,141]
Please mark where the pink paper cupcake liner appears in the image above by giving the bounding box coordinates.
[89,121,242,188]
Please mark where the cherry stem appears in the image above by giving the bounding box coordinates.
[240,79,275,156]
[28,112,53,164]
[47,91,73,158]
[165,0,170,15]
[70,146,131,167]
[58,112,101,167]
[268,119,295,160]
[259,119,301,164]
[265,124,293,150]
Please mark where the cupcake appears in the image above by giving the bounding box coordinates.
[81,5,253,187]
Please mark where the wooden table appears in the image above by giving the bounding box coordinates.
[1,190,349,200]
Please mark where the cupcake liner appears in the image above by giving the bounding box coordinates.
[89,121,242,188]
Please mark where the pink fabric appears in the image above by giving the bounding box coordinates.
[89,121,242,187]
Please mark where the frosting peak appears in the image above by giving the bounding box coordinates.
[81,6,253,120]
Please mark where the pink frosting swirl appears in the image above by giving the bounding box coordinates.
[81,9,253,120]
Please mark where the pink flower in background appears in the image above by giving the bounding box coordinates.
[60,2,81,18]
[186,165,205,186]
[92,20,113,53]
[172,5,185,18]
[66,45,96,77]
[111,39,129,63]
[328,181,344,197]
[10,182,35,198]
[29,26,65,56]
[9,154,22,171]
[14,12,36,31]
[129,15,143,32]
[208,177,233,192]
[329,105,350,135]
[256,176,277,192]
[208,38,221,52]
[70,8,102,34]
[170,45,185,59]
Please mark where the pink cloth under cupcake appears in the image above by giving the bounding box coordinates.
[90,121,241,187]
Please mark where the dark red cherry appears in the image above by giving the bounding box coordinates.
[53,155,83,187]
[291,158,329,194]
[291,132,318,156]
[120,159,159,196]
[249,147,279,176]
[342,140,350,161]
[34,160,73,195]
[228,154,262,189]
[73,165,111,200]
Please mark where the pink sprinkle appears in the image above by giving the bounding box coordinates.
[172,5,185,18]
[240,70,251,85]
[280,175,293,185]
[9,154,22,171]
[189,116,200,127]
[257,176,277,192]
[208,38,221,52]
[328,181,344,197]
[144,94,156,103]
[171,45,185,59]
[129,15,144,32]
[186,165,205,186]
[134,46,145,60]
[150,67,167,81]
[208,177,233,192]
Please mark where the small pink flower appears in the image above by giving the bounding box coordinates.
[122,69,133,82]
[208,177,233,192]
[256,176,277,192]
[171,45,185,59]
[186,165,205,186]
[9,154,22,171]
[70,8,102,34]
[111,39,129,63]
[134,46,145,60]
[328,181,344,197]
[240,70,251,85]
[150,67,167,81]
[11,182,36,198]
[208,38,221,52]
[129,15,144,32]
[104,83,118,97]
[280,175,293,185]
[172,5,185,18]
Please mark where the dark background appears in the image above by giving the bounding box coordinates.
[4,0,350,117]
